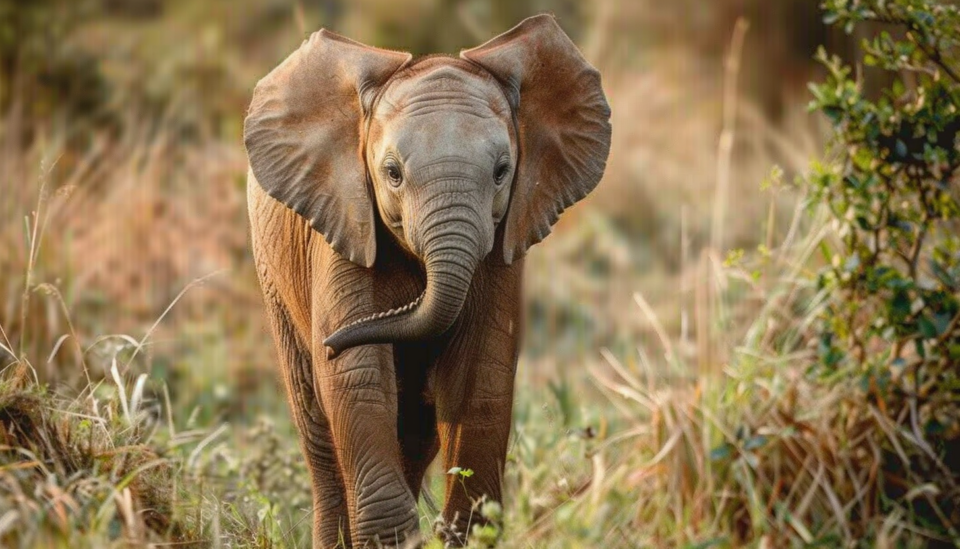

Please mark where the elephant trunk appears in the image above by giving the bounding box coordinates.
[322,214,483,359]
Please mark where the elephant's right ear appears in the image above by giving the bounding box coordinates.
[244,30,411,268]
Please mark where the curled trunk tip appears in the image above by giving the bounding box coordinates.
[323,292,426,359]
[322,245,479,358]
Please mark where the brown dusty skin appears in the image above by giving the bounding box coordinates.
[244,14,610,547]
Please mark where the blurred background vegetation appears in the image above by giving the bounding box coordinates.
[0,0,848,371]
[2,0,958,547]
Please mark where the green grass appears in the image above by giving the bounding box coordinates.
[2,124,953,548]
[3,2,958,546]
[3,185,952,547]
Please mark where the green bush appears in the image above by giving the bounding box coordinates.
[810,0,960,537]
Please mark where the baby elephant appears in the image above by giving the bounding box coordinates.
[245,14,611,548]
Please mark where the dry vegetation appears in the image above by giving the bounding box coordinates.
[2,0,958,547]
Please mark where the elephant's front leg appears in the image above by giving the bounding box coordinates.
[316,342,420,546]
[258,293,350,548]
[434,264,522,544]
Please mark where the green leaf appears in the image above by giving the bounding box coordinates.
[710,443,733,462]
[919,315,938,339]
[933,312,953,337]
[895,139,909,159]
[744,435,768,451]
[891,290,912,319]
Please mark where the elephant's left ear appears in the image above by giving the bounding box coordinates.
[461,14,612,264]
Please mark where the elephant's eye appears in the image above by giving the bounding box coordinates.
[384,162,403,187]
[494,162,511,185]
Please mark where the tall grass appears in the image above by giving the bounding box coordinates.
[5,1,950,547]
[507,10,957,547]
[0,136,314,546]
[0,74,312,545]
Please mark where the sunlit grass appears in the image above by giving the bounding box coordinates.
[1,190,950,548]
[3,2,956,547]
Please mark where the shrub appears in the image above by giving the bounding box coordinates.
[810,0,960,537]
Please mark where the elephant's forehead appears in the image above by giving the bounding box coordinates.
[377,60,510,118]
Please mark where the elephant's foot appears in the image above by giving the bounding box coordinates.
[351,482,420,548]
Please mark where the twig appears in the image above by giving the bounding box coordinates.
[915,37,960,84]
[935,310,960,346]
[874,3,960,84]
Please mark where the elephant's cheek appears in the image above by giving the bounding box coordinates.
[400,203,423,256]
[493,187,510,221]
[481,224,496,257]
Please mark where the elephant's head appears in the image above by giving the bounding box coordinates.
[244,15,611,359]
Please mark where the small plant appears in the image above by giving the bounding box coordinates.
[810,0,960,538]
[446,466,475,497]
[432,467,503,547]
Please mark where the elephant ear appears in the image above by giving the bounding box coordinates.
[245,30,411,267]
[461,14,612,264]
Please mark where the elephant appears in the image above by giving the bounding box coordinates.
[244,14,611,548]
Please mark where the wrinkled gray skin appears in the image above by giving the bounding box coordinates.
[245,15,610,548]
[321,60,517,358]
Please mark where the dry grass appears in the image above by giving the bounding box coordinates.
[0,109,270,396]
[0,333,314,548]
[501,190,958,547]
[0,363,194,546]
[3,1,957,547]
